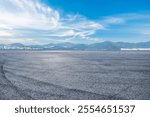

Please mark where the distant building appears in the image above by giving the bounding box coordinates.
[121,48,150,51]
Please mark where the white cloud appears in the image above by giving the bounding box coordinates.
[1,0,149,44]
[103,17,125,24]
[0,0,60,30]
[0,31,13,36]
[138,30,150,35]
[0,38,35,44]
[0,0,103,44]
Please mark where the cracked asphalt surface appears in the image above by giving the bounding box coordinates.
[0,51,150,100]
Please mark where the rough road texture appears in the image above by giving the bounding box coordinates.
[0,51,150,100]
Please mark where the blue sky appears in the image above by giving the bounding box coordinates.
[0,0,150,44]
[44,0,150,19]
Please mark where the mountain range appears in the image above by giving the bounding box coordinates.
[0,41,150,50]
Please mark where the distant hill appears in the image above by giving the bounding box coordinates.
[0,41,150,50]
[10,43,25,47]
[87,41,120,50]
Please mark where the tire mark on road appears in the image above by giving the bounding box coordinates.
[0,63,34,99]
[5,70,119,100]
[110,85,132,99]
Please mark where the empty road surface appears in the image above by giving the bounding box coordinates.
[0,51,150,100]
